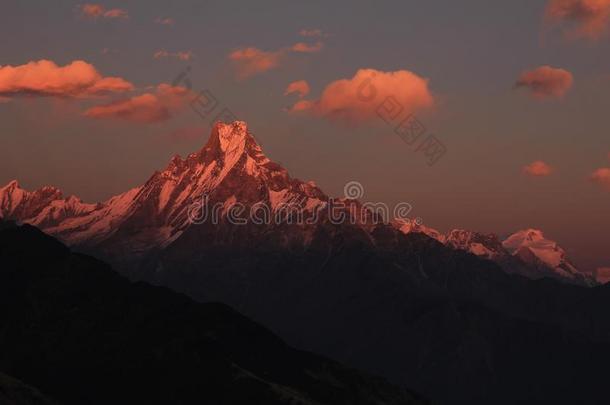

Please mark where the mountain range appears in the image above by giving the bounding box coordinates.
[2,121,609,404]
[0,121,598,286]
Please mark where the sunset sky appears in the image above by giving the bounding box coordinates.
[1,0,609,270]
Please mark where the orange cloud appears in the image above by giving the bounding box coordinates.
[284,80,310,98]
[515,66,574,99]
[523,161,554,176]
[153,50,194,61]
[590,167,610,189]
[79,4,128,20]
[287,68,435,124]
[0,60,133,98]
[291,42,324,53]
[84,84,190,123]
[545,0,610,39]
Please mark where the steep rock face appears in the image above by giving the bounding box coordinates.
[0,180,64,221]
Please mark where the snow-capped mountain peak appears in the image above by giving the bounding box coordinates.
[502,229,595,286]
[0,121,327,253]
[392,218,446,243]
[502,229,546,249]
[445,229,506,259]
[0,180,63,220]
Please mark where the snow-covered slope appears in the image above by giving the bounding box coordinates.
[394,223,595,286]
[502,229,595,285]
[445,229,506,260]
[0,122,327,253]
[392,218,446,243]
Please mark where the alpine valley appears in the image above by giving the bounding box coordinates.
[2,122,610,405]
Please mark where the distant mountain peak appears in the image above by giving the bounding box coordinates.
[2,179,20,190]
[445,229,506,259]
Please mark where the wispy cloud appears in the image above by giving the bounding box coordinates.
[154,17,175,26]
[0,59,133,98]
[228,47,283,79]
[78,4,128,20]
[291,42,324,53]
[515,66,574,99]
[84,84,191,124]
[284,80,310,98]
[228,37,324,79]
[153,50,194,61]
[299,28,329,38]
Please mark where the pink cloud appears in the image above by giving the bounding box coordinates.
[103,8,128,19]
[523,161,554,176]
[291,42,324,53]
[228,47,283,79]
[228,40,324,79]
[79,4,128,20]
[154,50,194,61]
[84,84,191,124]
[545,0,610,39]
[0,60,133,98]
[287,68,435,124]
[590,167,610,189]
[515,66,574,99]
[288,100,315,112]
[284,80,310,98]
